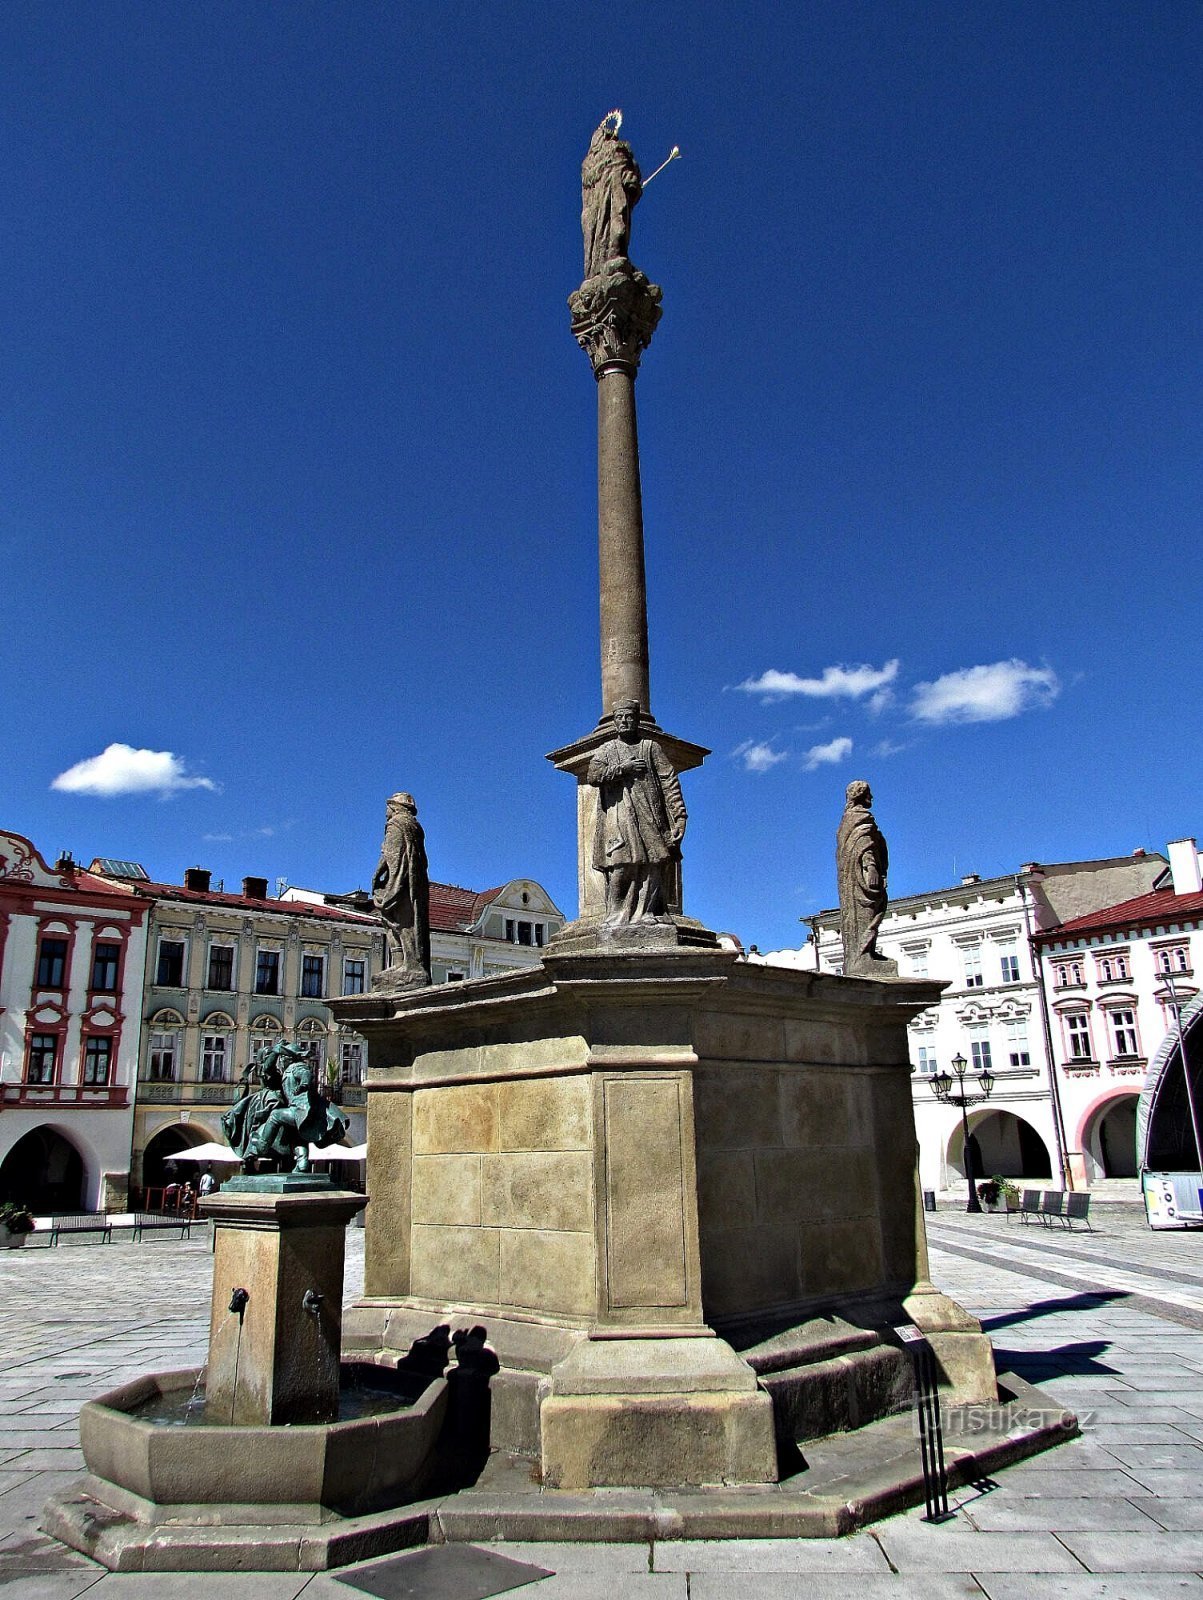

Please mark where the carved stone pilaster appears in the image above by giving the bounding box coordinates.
[569,264,662,376]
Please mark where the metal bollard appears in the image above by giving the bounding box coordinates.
[895,1325,950,1521]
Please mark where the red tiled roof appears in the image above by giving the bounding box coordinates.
[98,873,509,933]
[121,880,377,924]
[1037,887,1203,941]
[429,883,504,933]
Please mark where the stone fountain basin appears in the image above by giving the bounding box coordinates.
[79,1364,448,1517]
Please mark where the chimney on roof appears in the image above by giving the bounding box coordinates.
[55,851,75,875]
[242,875,269,900]
[961,873,981,887]
[1168,839,1201,897]
[184,867,211,893]
[1132,847,1146,857]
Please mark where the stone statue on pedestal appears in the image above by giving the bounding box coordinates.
[372,791,431,989]
[586,699,686,927]
[581,111,643,280]
[836,780,898,978]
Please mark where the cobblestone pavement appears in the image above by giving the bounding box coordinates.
[3,1205,1203,1597]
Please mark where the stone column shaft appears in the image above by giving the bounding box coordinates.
[597,365,651,719]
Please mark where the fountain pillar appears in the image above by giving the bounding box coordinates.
[201,1181,367,1426]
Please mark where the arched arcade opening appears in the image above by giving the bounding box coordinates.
[948,1109,1052,1181]
[0,1127,86,1213]
[140,1124,211,1192]
[1082,1093,1141,1179]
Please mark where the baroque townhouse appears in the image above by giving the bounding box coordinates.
[0,832,149,1211]
[88,863,380,1193]
[762,849,1163,1193]
[1035,837,1203,1187]
[280,877,567,982]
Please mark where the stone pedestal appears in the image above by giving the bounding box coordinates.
[201,1180,367,1426]
[332,949,996,1486]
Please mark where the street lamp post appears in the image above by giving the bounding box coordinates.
[931,1051,996,1215]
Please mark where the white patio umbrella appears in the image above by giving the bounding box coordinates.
[169,1142,242,1164]
[306,1143,368,1163]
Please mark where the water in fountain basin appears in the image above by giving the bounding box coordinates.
[130,1365,427,1427]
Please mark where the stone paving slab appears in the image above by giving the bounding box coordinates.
[978,1578,1203,1600]
[649,1535,888,1571]
[871,1523,1084,1573]
[960,1493,1164,1531]
[689,1579,990,1600]
[1056,1530,1203,1571]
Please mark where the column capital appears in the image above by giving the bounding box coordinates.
[569,264,662,377]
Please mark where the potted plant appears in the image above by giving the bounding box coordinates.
[977,1176,1003,1211]
[0,1201,35,1248]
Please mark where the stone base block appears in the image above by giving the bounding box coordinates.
[903,1288,997,1404]
[540,1338,776,1489]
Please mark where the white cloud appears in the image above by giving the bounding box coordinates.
[737,660,900,702]
[733,739,788,774]
[871,738,908,759]
[803,735,853,771]
[910,660,1060,725]
[202,831,234,843]
[867,688,894,716]
[52,744,218,798]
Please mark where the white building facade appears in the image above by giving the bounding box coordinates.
[0,834,149,1211]
[768,850,1166,1194]
[1036,838,1203,1187]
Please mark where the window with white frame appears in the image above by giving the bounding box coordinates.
[207,943,235,990]
[148,1032,179,1081]
[201,1033,230,1082]
[300,954,325,999]
[915,1045,937,1075]
[1108,1008,1140,1059]
[296,1020,326,1070]
[1053,958,1084,989]
[27,1032,58,1084]
[998,943,1020,984]
[340,1037,365,1085]
[342,957,366,996]
[908,947,930,978]
[1064,1012,1093,1061]
[962,944,984,989]
[1004,1018,1031,1068]
[970,1038,993,1073]
[249,1017,282,1067]
[1096,950,1131,984]
[83,1036,112,1085]
[156,938,186,987]
[1155,943,1192,976]
[255,948,281,996]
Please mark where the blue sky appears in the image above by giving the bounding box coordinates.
[2,2,1200,950]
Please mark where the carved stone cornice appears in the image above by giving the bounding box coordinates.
[569,264,662,376]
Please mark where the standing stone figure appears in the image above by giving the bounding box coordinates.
[581,112,643,280]
[586,700,686,927]
[836,780,898,978]
[372,791,431,986]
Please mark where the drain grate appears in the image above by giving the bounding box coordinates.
[335,1544,552,1600]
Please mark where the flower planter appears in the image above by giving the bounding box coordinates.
[2,1226,27,1249]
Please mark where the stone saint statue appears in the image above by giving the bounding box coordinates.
[372,791,431,986]
[586,700,686,927]
[581,112,643,280]
[836,780,898,978]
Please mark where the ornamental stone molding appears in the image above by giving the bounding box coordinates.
[568,264,662,375]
